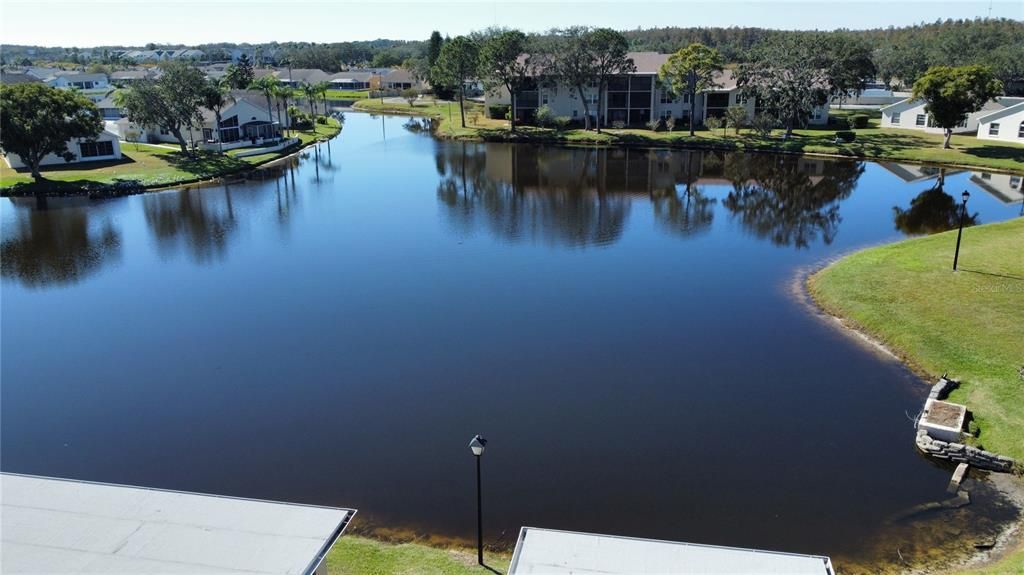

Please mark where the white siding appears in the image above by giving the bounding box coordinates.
[3,130,122,169]
[976,107,1024,143]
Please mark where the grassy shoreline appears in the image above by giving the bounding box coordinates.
[809,218,1024,574]
[326,536,511,575]
[353,99,1024,174]
[0,118,342,197]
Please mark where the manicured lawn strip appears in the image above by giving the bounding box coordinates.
[0,119,341,192]
[809,218,1024,461]
[810,218,1024,574]
[325,89,371,100]
[326,536,510,575]
[353,99,1024,172]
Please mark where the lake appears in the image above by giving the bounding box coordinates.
[3,112,1022,570]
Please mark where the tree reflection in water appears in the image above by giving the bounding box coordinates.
[893,184,979,235]
[435,143,868,248]
[721,153,864,248]
[435,143,630,247]
[143,186,238,263]
[1,198,121,287]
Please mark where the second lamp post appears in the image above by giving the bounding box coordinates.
[953,190,970,271]
[469,434,487,565]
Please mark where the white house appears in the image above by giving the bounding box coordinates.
[45,72,109,91]
[880,96,1024,135]
[975,101,1024,143]
[484,53,829,128]
[3,127,122,169]
[116,91,288,150]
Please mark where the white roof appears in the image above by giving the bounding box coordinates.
[1,473,355,575]
[509,528,835,575]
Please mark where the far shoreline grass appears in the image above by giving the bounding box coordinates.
[0,118,342,197]
[326,535,511,575]
[353,99,1024,174]
[809,218,1024,575]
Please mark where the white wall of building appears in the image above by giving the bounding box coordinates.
[882,99,981,134]
[976,105,1024,143]
[4,129,122,169]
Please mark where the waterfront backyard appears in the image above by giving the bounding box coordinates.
[2,112,1022,574]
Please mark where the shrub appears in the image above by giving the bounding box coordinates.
[646,117,666,132]
[401,88,419,106]
[834,130,856,143]
[316,116,328,125]
[750,113,776,137]
[488,105,510,120]
[665,115,676,132]
[553,116,572,131]
[850,114,870,129]
[724,105,748,135]
[534,105,556,128]
[830,117,851,129]
[611,120,626,130]
[704,116,724,134]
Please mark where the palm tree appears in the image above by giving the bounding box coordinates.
[302,82,318,119]
[248,75,280,141]
[202,79,234,153]
[275,85,296,137]
[315,81,331,120]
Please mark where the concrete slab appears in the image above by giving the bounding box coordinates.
[509,527,834,575]
[1,473,355,575]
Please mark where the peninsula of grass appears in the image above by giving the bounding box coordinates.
[809,217,1024,461]
[810,218,1024,574]
[0,118,341,196]
[325,535,511,575]
[353,99,1024,173]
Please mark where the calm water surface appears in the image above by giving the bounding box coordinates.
[3,113,1022,566]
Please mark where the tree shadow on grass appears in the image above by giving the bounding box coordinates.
[958,268,1024,281]
[160,150,250,178]
[6,155,138,176]
[961,145,1024,163]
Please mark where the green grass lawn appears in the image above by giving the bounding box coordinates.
[353,99,1024,172]
[0,118,342,192]
[326,536,511,575]
[325,89,371,100]
[809,218,1024,461]
[810,218,1024,575]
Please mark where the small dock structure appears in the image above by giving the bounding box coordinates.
[1,473,355,574]
[509,527,835,574]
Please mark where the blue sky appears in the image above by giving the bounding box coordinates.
[2,0,1020,47]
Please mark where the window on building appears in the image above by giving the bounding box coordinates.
[660,110,673,119]
[79,140,113,158]
[659,91,675,104]
[890,112,900,124]
[989,122,1000,136]
[572,110,578,118]
[1010,176,1021,189]
[1018,121,1024,138]
[915,114,926,126]
[682,93,690,104]
[541,93,549,105]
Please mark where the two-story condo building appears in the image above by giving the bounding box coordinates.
[484,52,829,128]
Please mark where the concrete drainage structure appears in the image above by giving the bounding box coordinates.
[914,376,1016,473]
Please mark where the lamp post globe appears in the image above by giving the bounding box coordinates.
[469,434,487,456]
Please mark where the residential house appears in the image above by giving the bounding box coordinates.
[3,126,122,169]
[95,95,124,120]
[880,96,1024,134]
[110,69,158,85]
[328,71,376,91]
[975,101,1024,143]
[382,69,417,91]
[46,72,109,91]
[116,91,288,149]
[0,70,42,85]
[484,52,829,127]
[278,68,330,88]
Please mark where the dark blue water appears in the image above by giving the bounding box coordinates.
[3,112,1021,564]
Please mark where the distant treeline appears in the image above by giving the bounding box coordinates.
[623,19,1023,88]
[3,18,1021,88]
